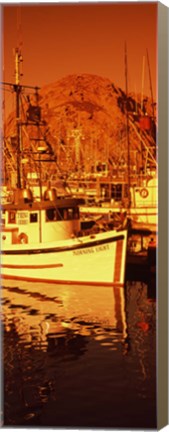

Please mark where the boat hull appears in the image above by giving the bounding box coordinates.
[80,205,157,228]
[1,230,127,286]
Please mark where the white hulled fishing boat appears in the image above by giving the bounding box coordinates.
[0,49,127,287]
[0,187,127,286]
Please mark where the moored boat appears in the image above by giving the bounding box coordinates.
[0,187,127,286]
[78,174,157,229]
[0,48,127,287]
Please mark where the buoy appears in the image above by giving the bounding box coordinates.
[140,188,149,199]
[18,232,28,244]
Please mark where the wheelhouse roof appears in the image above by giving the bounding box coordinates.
[2,197,85,212]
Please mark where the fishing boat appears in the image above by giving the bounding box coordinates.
[0,186,127,286]
[79,174,157,230]
[66,47,157,233]
[0,49,127,287]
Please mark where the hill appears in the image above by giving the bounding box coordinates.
[4,73,156,183]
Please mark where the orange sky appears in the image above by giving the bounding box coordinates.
[2,3,157,99]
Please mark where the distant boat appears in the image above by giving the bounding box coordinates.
[71,46,157,233]
[78,174,157,230]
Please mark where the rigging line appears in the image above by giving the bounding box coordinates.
[146,49,155,119]
[141,56,145,112]
[0,87,14,94]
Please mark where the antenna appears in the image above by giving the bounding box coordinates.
[15,48,23,85]
[17,6,23,52]
[16,6,23,83]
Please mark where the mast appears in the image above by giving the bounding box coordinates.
[141,55,145,112]
[124,42,131,209]
[146,49,155,119]
[14,48,23,188]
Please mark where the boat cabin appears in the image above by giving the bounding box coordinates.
[0,186,81,245]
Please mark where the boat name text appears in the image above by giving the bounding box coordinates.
[73,244,110,256]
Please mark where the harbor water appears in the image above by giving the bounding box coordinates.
[1,275,156,428]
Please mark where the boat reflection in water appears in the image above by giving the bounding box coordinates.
[2,278,156,429]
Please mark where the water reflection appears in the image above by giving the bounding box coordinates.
[2,282,127,352]
[1,278,156,428]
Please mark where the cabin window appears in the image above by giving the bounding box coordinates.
[111,184,122,201]
[67,208,73,219]
[0,210,6,225]
[56,208,64,221]
[63,209,68,220]
[74,207,79,219]
[8,211,16,224]
[46,208,57,222]
[30,213,38,223]
[56,209,63,220]
[57,207,78,221]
